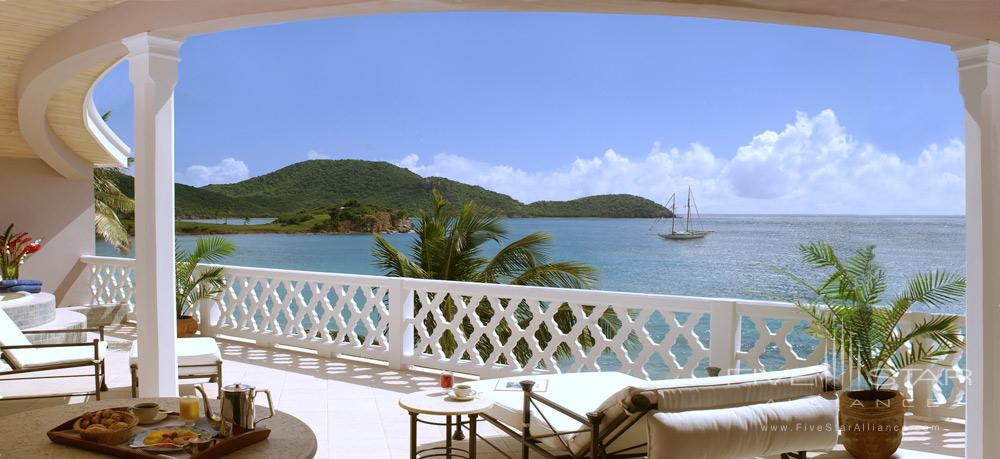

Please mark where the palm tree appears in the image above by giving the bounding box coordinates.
[372,191,629,368]
[783,241,965,393]
[93,110,134,253]
[175,236,236,319]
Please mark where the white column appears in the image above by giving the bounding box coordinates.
[954,41,1000,459]
[124,33,183,397]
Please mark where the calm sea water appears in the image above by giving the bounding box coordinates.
[99,215,966,313]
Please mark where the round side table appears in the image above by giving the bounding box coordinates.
[398,390,493,459]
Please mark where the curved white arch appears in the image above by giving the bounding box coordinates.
[84,57,130,168]
[16,0,983,178]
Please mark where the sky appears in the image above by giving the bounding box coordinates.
[93,12,965,215]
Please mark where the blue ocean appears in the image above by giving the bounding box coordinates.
[100,215,966,313]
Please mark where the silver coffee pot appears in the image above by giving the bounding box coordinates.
[195,382,274,437]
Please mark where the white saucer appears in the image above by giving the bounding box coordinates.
[447,389,477,401]
[136,410,169,425]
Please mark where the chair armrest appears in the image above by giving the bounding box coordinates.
[1,342,99,350]
[22,325,105,338]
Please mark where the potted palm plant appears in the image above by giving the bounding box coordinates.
[175,236,236,337]
[783,242,964,459]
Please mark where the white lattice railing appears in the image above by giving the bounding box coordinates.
[86,255,135,313]
[79,255,967,420]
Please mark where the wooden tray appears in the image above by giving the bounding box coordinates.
[47,408,271,458]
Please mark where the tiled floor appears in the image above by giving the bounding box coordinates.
[0,324,966,458]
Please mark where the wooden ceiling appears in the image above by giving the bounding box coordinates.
[0,0,122,162]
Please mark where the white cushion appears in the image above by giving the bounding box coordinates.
[0,307,106,369]
[469,372,647,454]
[647,394,838,459]
[130,337,222,374]
[641,365,834,412]
[0,307,31,348]
[8,341,108,369]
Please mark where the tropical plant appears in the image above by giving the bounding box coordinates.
[93,110,134,253]
[94,167,134,253]
[0,224,43,280]
[175,236,236,319]
[373,190,634,367]
[782,241,965,393]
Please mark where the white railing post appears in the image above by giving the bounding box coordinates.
[387,278,415,370]
[709,300,740,375]
[198,299,217,337]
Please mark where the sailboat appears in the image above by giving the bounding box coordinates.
[659,187,710,240]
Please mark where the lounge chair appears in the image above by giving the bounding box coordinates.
[468,365,838,459]
[0,308,107,401]
[129,337,223,397]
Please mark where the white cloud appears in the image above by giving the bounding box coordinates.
[306,150,331,160]
[183,157,250,187]
[395,110,965,215]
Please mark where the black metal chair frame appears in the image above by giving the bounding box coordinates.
[478,379,654,459]
[476,368,829,459]
[0,326,108,401]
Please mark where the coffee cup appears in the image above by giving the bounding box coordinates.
[131,402,160,423]
[453,384,474,398]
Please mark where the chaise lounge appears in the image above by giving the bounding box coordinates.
[467,365,839,459]
[0,308,108,401]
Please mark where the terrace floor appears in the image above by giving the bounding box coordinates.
[0,324,966,458]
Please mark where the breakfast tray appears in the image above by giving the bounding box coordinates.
[47,408,271,458]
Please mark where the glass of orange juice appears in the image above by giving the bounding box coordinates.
[179,396,199,426]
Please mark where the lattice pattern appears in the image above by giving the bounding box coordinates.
[79,256,968,421]
[212,270,393,359]
[736,314,826,373]
[404,285,709,380]
[88,261,135,312]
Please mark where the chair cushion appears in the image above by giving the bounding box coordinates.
[640,365,834,412]
[468,371,648,455]
[7,341,108,369]
[0,307,33,367]
[646,394,838,459]
[130,337,222,370]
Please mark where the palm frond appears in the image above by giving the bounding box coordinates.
[898,271,966,307]
[94,200,130,253]
[479,232,550,284]
[373,233,428,279]
[509,262,598,289]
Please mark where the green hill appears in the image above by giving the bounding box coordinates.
[105,169,271,218]
[107,160,672,219]
[525,194,672,218]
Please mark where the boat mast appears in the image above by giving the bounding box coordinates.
[685,186,692,233]
[670,193,676,234]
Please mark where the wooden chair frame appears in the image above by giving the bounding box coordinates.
[0,326,108,401]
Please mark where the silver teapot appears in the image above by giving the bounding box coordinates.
[195,382,274,437]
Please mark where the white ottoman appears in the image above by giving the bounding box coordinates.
[129,337,223,397]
